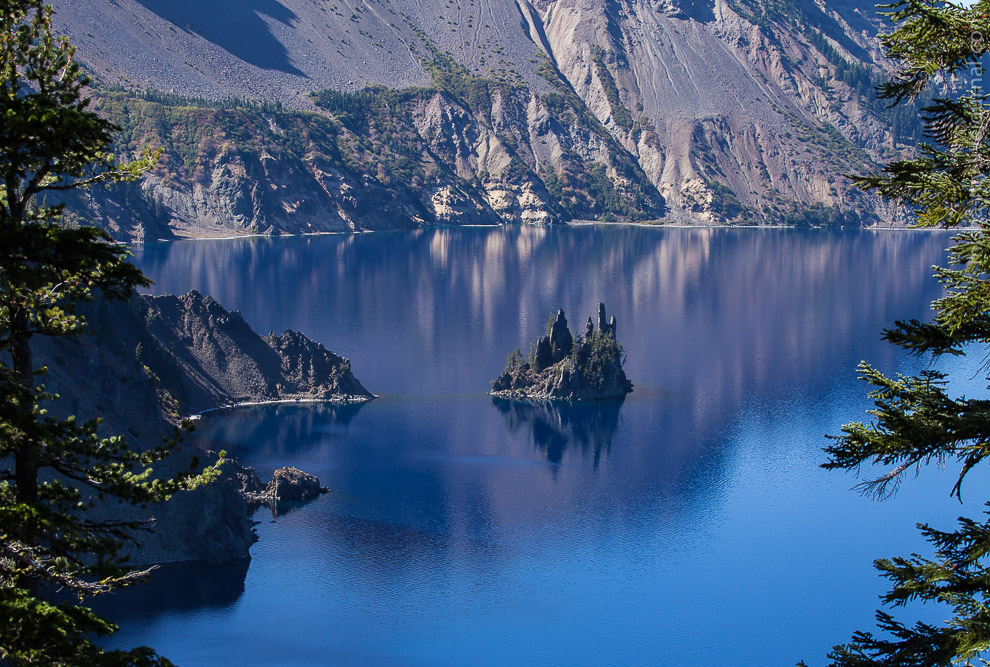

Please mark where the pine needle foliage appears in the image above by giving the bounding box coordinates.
[800,1,990,665]
[0,0,220,663]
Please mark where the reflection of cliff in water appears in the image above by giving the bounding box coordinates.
[134,227,952,406]
[89,559,250,620]
[492,397,624,467]
[192,401,366,468]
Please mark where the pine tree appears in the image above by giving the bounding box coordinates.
[0,1,218,663]
[801,1,990,665]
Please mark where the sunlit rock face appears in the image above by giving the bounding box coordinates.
[56,0,901,234]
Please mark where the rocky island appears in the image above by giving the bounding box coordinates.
[491,303,632,400]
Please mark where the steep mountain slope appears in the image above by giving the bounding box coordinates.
[67,79,662,239]
[53,0,908,233]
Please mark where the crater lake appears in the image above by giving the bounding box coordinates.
[99,226,983,666]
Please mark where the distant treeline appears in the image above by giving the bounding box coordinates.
[779,203,861,228]
[101,85,285,113]
[807,29,924,144]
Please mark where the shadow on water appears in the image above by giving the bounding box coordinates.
[135,0,305,76]
[492,396,625,468]
[89,559,250,620]
[191,401,367,471]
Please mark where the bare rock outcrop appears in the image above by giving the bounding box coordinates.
[230,462,329,505]
[141,290,374,413]
[265,467,328,502]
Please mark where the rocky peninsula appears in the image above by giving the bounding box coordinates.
[35,291,373,564]
[491,303,633,400]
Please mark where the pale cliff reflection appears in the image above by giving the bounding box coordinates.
[134,227,946,411]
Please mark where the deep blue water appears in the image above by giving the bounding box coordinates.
[99,226,986,666]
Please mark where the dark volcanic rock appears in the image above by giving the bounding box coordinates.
[143,291,374,412]
[548,308,573,361]
[266,467,328,502]
[491,303,633,400]
[223,457,268,500]
[33,291,371,565]
[230,462,328,505]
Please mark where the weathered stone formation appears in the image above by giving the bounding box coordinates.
[491,303,633,400]
[531,308,574,370]
[549,308,574,359]
[228,461,328,505]
[267,467,329,502]
[596,302,617,338]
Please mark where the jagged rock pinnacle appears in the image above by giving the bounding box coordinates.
[549,308,573,361]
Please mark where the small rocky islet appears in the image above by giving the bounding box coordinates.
[491,303,633,400]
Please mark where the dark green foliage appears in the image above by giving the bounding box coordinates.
[781,108,874,173]
[707,181,745,219]
[505,347,525,372]
[591,46,634,130]
[800,1,990,665]
[568,327,625,391]
[778,202,861,227]
[808,29,925,144]
[0,585,173,666]
[0,1,219,663]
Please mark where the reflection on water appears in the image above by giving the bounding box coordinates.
[191,402,366,476]
[108,228,971,667]
[134,227,943,410]
[492,397,624,467]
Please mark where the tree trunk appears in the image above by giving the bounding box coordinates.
[10,306,38,504]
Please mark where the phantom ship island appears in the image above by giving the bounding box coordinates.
[491,303,633,400]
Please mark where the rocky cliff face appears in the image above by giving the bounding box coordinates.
[53,0,909,235]
[141,291,373,411]
[33,291,372,564]
[66,80,663,240]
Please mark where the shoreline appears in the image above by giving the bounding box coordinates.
[131,223,503,245]
[130,219,966,244]
[188,394,376,420]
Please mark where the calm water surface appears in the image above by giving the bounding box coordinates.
[101,226,985,666]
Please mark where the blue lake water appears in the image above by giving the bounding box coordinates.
[101,226,987,666]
